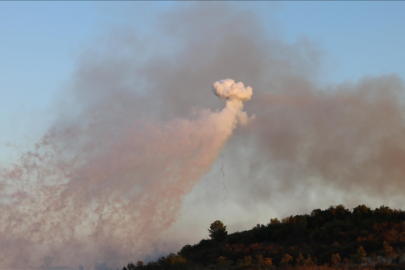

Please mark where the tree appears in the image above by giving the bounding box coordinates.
[382,241,397,262]
[253,255,274,269]
[294,216,307,235]
[353,205,371,219]
[238,256,253,268]
[270,218,280,225]
[354,246,366,264]
[331,253,341,265]
[279,254,293,267]
[208,220,228,242]
[263,258,274,268]
[158,253,187,270]
[216,256,231,270]
[296,253,305,266]
[296,253,314,267]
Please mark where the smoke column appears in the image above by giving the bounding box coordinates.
[0,79,252,269]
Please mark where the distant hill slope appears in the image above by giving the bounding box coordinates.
[123,205,405,269]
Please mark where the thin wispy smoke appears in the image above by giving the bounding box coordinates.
[1,2,405,269]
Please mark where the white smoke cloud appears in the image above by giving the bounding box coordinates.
[213,79,254,125]
[213,79,253,102]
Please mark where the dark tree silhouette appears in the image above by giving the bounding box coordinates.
[208,220,228,242]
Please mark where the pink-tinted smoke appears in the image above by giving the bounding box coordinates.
[0,80,252,269]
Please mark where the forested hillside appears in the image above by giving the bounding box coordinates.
[123,205,405,269]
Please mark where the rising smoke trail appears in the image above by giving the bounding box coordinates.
[0,79,252,269]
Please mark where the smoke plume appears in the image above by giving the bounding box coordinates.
[1,2,405,269]
[0,78,252,269]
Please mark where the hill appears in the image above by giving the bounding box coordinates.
[123,205,405,269]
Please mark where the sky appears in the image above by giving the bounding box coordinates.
[1,2,405,270]
[2,2,405,159]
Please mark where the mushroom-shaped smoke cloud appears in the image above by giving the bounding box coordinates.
[213,79,253,101]
[213,79,254,125]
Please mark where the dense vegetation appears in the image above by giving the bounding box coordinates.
[123,205,405,269]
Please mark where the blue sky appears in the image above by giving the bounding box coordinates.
[1,1,404,123]
[274,1,405,83]
[1,2,97,157]
[1,1,404,185]
[0,0,403,169]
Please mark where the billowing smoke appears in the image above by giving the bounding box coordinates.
[0,79,252,269]
[213,79,254,125]
[213,79,252,101]
[1,2,405,269]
